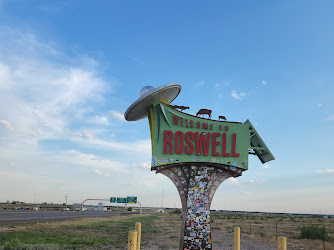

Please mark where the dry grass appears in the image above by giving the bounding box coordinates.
[0,213,161,249]
[0,212,333,249]
[211,213,334,250]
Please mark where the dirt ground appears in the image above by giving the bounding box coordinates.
[143,229,277,250]
[142,213,334,250]
[143,229,334,250]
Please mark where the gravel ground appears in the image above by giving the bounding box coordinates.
[211,230,276,250]
[142,229,278,250]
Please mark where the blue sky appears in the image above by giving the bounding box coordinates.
[0,0,333,214]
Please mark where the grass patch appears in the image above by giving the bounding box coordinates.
[299,225,328,240]
[0,214,159,249]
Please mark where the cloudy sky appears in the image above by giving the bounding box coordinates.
[0,1,333,214]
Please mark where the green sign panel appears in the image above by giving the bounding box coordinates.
[150,103,250,170]
[127,196,137,204]
[117,197,127,203]
[111,197,138,204]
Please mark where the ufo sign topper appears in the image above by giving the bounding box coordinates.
[125,83,274,249]
[125,84,181,121]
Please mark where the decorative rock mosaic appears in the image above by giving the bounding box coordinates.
[158,164,233,249]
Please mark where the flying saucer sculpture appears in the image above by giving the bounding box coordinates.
[125,83,181,121]
[125,83,274,250]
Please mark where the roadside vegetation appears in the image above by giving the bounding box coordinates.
[0,214,162,249]
[210,213,334,249]
[0,212,333,249]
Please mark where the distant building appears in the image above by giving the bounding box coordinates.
[75,202,107,212]
[72,203,82,211]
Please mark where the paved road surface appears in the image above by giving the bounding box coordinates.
[0,211,138,223]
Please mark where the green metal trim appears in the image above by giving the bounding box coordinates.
[244,119,275,164]
[250,146,266,150]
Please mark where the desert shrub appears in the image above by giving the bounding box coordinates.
[290,217,297,222]
[225,214,232,220]
[0,241,60,250]
[14,244,60,250]
[299,225,328,240]
[170,208,182,214]
[1,238,21,250]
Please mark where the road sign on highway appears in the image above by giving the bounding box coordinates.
[110,197,116,203]
[127,196,137,204]
[117,197,127,203]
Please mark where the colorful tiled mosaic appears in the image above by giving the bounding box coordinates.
[158,165,233,249]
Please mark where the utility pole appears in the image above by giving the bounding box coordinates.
[161,188,164,208]
[64,194,69,210]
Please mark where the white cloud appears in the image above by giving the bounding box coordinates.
[262,80,267,85]
[88,115,110,125]
[261,164,271,169]
[0,28,121,147]
[328,115,334,121]
[128,180,156,188]
[52,150,128,171]
[76,131,94,139]
[0,120,16,132]
[215,82,229,90]
[248,179,265,184]
[241,192,253,196]
[8,162,16,167]
[0,28,161,205]
[70,135,151,154]
[231,90,246,100]
[92,169,110,177]
[316,169,334,174]
[226,177,240,185]
[110,110,126,121]
[196,80,205,87]
[132,163,151,169]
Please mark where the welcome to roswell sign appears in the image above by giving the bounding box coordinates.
[149,103,253,170]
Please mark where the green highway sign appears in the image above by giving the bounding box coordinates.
[117,197,127,203]
[127,196,137,204]
[111,196,138,204]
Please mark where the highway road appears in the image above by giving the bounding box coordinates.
[0,211,139,223]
